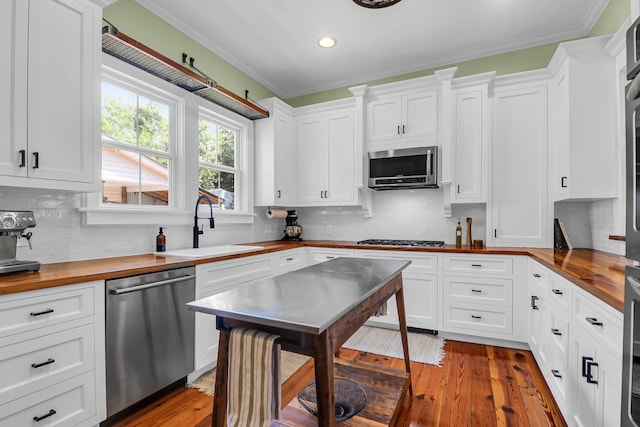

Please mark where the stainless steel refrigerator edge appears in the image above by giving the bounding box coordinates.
[105,266,195,419]
[623,15,640,427]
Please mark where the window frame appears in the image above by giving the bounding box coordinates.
[81,53,255,225]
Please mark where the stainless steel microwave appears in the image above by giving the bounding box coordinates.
[368,146,438,190]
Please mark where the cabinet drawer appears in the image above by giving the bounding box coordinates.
[0,285,95,338]
[443,255,513,275]
[548,274,572,311]
[548,311,569,356]
[356,250,437,274]
[274,250,303,274]
[0,371,96,426]
[443,303,512,334]
[573,289,623,353]
[308,249,354,264]
[0,324,94,405]
[197,255,273,291]
[528,260,550,289]
[443,276,512,306]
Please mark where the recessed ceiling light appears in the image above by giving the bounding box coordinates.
[317,37,337,48]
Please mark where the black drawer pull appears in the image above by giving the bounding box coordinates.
[551,289,563,295]
[326,256,334,259]
[471,315,482,319]
[33,409,56,422]
[32,151,39,169]
[286,257,294,261]
[551,328,562,336]
[471,264,482,268]
[30,308,54,317]
[582,356,599,384]
[532,273,541,278]
[18,149,26,167]
[531,296,539,310]
[31,358,55,369]
[586,317,603,326]
[471,289,482,293]
[551,369,562,378]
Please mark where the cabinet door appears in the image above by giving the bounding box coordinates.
[367,97,402,142]
[326,110,355,203]
[453,89,484,201]
[403,272,438,329]
[273,112,296,205]
[0,0,27,178]
[553,68,571,200]
[490,84,549,247]
[569,326,622,427]
[296,116,326,203]
[27,0,98,183]
[402,91,438,139]
[527,262,549,367]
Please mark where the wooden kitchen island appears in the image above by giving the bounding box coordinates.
[187,257,413,427]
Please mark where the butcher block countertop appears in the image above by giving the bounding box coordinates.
[0,240,629,312]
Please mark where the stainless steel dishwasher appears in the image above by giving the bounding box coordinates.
[105,266,195,419]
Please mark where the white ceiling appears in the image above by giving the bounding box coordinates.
[135,0,610,99]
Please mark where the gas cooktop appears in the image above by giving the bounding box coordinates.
[356,239,445,248]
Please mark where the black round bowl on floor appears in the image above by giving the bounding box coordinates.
[296,378,367,422]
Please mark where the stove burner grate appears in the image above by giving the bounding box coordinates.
[356,239,445,248]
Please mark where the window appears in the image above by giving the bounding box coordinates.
[198,112,238,210]
[101,79,175,207]
[81,54,254,225]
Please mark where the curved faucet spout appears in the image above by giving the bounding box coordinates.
[193,195,215,248]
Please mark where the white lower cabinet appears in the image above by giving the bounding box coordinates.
[0,281,105,426]
[527,258,623,427]
[442,254,526,341]
[193,255,274,373]
[354,250,438,330]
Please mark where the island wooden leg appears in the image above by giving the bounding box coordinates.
[212,327,230,427]
[313,331,335,427]
[395,286,413,395]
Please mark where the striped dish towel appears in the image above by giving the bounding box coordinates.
[227,328,281,427]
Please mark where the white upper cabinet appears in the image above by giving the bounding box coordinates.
[0,0,101,191]
[295,106,360,206]
[450,73,494,203]
[254,98,296,207]
[489,80,551,247]
[365,77,439,149]
[548,36,617,201]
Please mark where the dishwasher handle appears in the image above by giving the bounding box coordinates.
[108,274,196,295]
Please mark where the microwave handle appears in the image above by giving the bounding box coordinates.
[627,73,640,102]
[427,149,433,177]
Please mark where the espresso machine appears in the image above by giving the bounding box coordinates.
[0,210,40,274]
[282,210,303,241]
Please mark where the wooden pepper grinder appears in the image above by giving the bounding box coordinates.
[466,217,472,248]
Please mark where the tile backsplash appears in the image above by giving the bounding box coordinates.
[0,186,625,265]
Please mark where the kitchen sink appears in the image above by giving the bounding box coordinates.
[158,245,264,258]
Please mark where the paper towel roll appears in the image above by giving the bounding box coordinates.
[266,208,287,219]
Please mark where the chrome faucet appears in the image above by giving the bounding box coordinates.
[193,195,215,248]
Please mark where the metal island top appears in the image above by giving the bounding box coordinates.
[188,256,414,427]
[187,257,411,334]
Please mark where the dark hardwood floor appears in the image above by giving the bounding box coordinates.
[109,340,566,427]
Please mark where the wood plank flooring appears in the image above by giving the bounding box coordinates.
[108,340,567,427]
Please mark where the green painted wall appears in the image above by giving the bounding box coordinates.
[105,0,629,109]
[286,0,631,107]
[103,0,276,104]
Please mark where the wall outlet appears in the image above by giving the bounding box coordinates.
[326,224,332,234]
[264,223,273,234]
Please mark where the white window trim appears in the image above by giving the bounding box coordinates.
[80,53,255,225]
